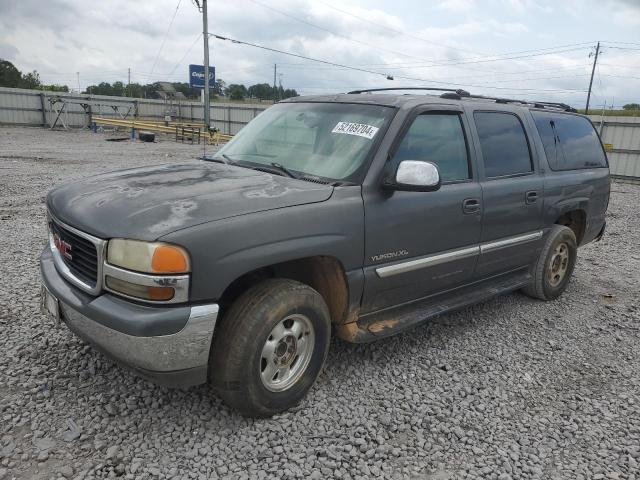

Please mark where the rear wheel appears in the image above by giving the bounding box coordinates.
[209,279,331,417]
[522,224,577,301]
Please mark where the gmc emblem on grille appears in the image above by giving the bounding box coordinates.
[53,233,73,260]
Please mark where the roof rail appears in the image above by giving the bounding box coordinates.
[347,87,471,96]
[466,94,577,112]
[346,87,577,112]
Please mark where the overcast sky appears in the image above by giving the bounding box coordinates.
[1,0,639,108]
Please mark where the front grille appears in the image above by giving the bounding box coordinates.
[50,220,99,286]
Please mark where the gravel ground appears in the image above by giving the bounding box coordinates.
[1,125,639,480]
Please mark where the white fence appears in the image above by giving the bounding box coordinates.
[588,115,640,182]
[0,87,638,181]
[0,86,268,135]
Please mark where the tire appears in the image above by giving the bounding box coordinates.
[522,224,577,301]
[209,279,331,417]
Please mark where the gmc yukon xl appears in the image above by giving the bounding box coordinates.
[40,88,610,416]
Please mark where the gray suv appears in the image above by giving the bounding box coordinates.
[40,88,610,416]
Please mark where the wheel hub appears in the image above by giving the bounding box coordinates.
[274,335,297,366]
[548,241,570,287]
[260,314,315,392]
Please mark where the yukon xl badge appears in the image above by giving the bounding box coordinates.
[371,249,409,262]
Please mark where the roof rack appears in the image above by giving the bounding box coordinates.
[346,87,577,112]
[461,94,577,112]
[347,87,471,96]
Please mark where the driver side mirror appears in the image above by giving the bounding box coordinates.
[385,160,441,192]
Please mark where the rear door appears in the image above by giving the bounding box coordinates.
[361,107,482,313]
[468,108,544,278]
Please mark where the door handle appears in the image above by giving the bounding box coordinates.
[462,198,481,214]
[525,191,538,205]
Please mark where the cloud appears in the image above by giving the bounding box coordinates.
[0,0,638,106]
[435,0,476,12]
[0,43,19,61]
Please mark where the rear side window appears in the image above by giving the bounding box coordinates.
[393,113,470,182]
[531,111,607,170]
[474,112,533,178]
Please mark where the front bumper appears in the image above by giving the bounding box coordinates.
[40,247,218,387]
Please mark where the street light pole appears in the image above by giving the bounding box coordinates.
[202,0,211,131]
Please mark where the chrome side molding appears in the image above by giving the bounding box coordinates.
[480,230,543,254]
[376,246,479,278]
[375,230,544,278]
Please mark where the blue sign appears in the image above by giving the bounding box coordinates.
[189,64,215,88]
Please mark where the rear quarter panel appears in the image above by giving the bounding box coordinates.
[542,169,610,245]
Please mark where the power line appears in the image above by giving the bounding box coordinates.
[166,33,202,77]
[248,0,595,71]
[603,46,640,51]
[248,0,441,64]
[212,33,394,79]
[149,0,183,77]
[365,46,592,70]
[212,33,589,94]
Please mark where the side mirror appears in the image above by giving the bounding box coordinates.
[386,160,441,192]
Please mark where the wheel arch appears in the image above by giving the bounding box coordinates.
[216,255,350,325]
[554,208,586,245]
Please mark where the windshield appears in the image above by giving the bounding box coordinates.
[216,102,394,181]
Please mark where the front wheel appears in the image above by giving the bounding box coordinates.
[522,224,577,301]
[209,279,331,417]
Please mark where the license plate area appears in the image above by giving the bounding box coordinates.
[41,284,60,327]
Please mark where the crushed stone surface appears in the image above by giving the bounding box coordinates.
[1,126,639,479]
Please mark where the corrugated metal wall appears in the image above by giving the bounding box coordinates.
[588,115,640,181]
[0,86,268,135]
[1,87,638,180]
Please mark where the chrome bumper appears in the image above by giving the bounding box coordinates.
[41,246,218,387]
[60,302,218,380]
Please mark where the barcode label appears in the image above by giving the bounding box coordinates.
[331,122,379,139]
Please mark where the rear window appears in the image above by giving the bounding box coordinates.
[531,111,607,170]
[474,112,533,178]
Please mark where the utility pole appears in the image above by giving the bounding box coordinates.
[273,64,277,103]
[585,42,600,115]
[127,68,131,97]
[76,72,80,94]
[202,0,211,131]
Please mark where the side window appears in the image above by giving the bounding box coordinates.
[531,111,607,170]
[474,112,533,178]
[393,113,470,182]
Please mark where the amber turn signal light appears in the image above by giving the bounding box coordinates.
[151,245,190,273]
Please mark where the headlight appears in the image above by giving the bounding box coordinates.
[104,239,190,303]
[107,239,190,274]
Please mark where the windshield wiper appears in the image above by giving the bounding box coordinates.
[268,162,299,179]
[203,153,235,164]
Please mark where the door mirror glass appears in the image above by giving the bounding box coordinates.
[391,160,441,191]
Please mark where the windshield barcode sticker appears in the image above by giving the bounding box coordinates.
[332,122,379,139]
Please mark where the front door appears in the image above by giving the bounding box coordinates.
[361,109,482,314]
[468,109,544,278]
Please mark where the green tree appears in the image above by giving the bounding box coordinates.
[41,84,69,92]
[225,84,247,100]
[248,83,274,100]
[0,59,22,87]
[124,82,143,98]
[623,103,640,111]
[20,70,41,89]
[282,88,298,99]
[112,81,125,96]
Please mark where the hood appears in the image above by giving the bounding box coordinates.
[47,161,334,240]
